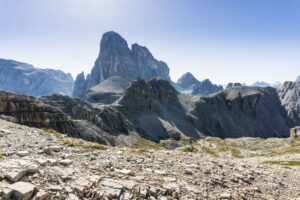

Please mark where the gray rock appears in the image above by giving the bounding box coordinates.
[8,181,36,200]
[59,159,73,166]
[17,151,29,157]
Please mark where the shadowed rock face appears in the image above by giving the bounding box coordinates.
[191,87,293,138]
[73,31,171,98]
[0,59,74,96]
[278,81,300,125]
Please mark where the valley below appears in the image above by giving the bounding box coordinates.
[1,119,300,200]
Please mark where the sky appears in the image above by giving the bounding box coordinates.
[0,0,300,85]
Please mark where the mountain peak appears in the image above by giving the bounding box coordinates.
[177,72,199,89]
[73,31,171,97]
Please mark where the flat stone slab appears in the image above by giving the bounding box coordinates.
[8,181,36,200]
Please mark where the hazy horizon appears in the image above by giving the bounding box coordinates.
[0,0,299,84]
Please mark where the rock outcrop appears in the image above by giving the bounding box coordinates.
[0,58,74,96]
[277,81,300,125]
[73,32,170,98]
[176,72,223,96]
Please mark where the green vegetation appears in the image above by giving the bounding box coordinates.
[128,132,161,150]
[43,128,60,135]
[263,160,300,167]
[60,138,107,150]
[197,137,244,158]
[0,151,7,158]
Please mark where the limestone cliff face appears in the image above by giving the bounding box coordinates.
[0,59,74,96]
[73,31,171,97]
[277,81,300,125]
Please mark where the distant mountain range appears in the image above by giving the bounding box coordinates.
[0,59,74,96]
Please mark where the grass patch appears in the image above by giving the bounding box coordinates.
[60,138,107,150]
[231,148,244,158]
[0,151,7,158]
[43,128,60,135]
[201,137,244,158]
[129,132,161,150]
[263,160,300,167]
[201,146,219,157]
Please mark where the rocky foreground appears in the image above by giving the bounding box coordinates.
[1,119,300,200]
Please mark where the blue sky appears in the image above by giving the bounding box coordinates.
[0,0,299,84]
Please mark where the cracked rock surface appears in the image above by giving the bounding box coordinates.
[1,119,300,200]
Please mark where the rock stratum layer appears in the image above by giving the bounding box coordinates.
[0,59,74,96]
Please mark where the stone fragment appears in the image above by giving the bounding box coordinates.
[59,159,73,166]
[35,189,50,200]
[48,185,63,191]
[8,181,36,200]
[5,170,27,182]
[115,168,134,176]
[17,151,29,157]
[220,192,232,199]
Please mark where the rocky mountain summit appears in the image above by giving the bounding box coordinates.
[278,81,300,125]
[176,72,223,96]
[73,32,170,98]
[0,58,74,96]
[1,119,300,200]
